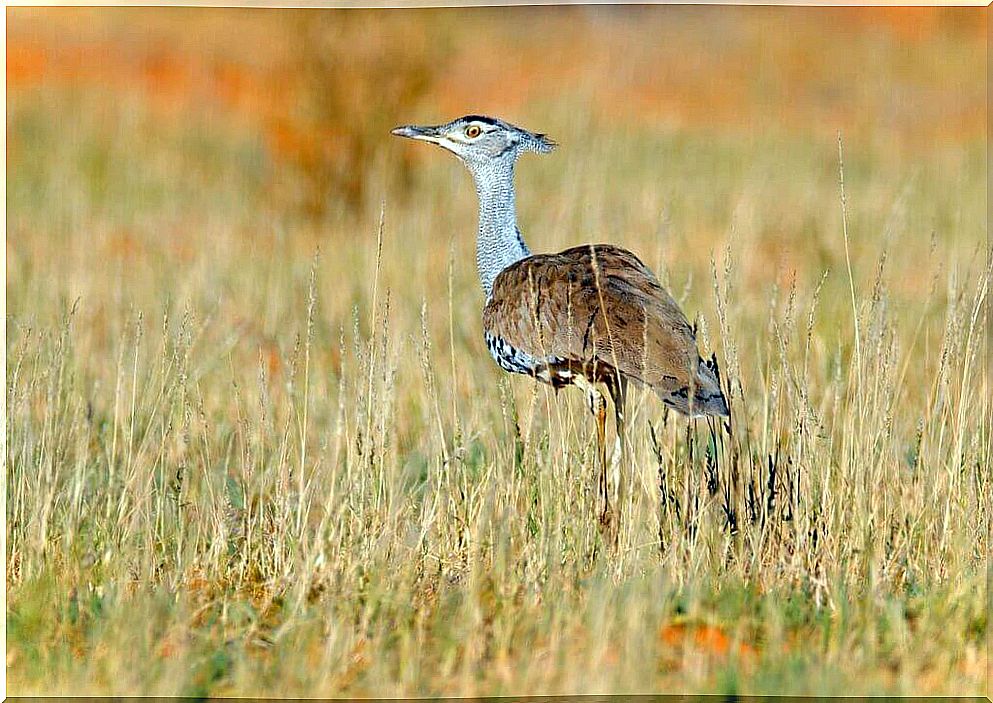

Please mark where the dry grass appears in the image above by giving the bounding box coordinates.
[5,7,989,696]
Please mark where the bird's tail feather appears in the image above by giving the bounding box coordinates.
[653,354,730,418]
[693,353,729,417]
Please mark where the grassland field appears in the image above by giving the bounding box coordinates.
[5,7,990,697]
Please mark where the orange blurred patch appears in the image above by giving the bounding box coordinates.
[263,341,282,379]
[840,7,984,42]
[156,629,186,659]
[660,622,757,659]
[107,228,140,260]
[141,49,187,94]
[7,42,48,85]
[6,6,984,204]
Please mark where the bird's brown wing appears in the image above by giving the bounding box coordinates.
[482,244,699,398]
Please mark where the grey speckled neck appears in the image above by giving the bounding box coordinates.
[468,158,530,300]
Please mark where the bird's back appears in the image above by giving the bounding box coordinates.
[483,244,729,417]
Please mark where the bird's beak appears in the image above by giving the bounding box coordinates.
[391,124,443,144]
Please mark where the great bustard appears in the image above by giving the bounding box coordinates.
[393,115,729,537]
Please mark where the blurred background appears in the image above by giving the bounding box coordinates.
[7,6,986,331]
[8,7,984,214]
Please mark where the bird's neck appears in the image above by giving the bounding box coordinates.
[471,161,531,300]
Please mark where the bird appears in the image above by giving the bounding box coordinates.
[392,115,729,540]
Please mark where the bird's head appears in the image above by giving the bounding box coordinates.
[391,115,555,171]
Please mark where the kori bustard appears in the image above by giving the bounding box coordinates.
[393,115,729,538]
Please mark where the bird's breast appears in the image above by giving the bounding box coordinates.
[484,331,539,375]
[483,330,570,381]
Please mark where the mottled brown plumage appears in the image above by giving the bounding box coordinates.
[483,244,728,417]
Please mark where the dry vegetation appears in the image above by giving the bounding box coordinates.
[6,7,989,696]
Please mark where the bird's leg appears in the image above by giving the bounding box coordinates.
[605,373,628,546]
[608,374,628,485]
[595,394,610,533]
[574,376,611,536]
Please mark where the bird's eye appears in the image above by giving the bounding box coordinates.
[464,125,482,139]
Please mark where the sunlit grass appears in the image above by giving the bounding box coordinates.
[5,10,989,697]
